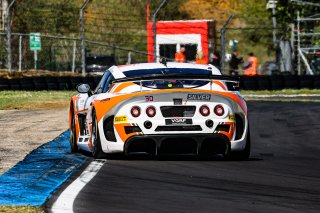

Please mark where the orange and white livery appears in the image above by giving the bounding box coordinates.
[69,62,250,159]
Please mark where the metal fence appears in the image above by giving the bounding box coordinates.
[0,32,149,72]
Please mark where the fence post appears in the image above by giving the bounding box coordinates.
[6,0,16,73]
[34,50,37,70]
[72,40,76,73]
[152,0,166,62]
[19,34,22,72]
[220,15,234,75]
[80,0,90,77]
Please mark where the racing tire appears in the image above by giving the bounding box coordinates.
[92,111,106,159]
[229,128,251,160]
[70,113,79,153]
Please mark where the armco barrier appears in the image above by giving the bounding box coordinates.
[0,75,320,91]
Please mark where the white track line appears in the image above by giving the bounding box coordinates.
[51,159,106,213]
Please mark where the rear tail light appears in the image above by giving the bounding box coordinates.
[199,105,210,116]
[146,106,156,117]
[214,105,224,116]
[131,106,141,117]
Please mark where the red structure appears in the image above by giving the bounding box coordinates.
[147,20,216,63]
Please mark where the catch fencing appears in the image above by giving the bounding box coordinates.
[0,33,149,72]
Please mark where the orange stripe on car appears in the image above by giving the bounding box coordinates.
[218,122,235,141]
[114,123,138,142]
[212,80,227,91]
[113,82,135,93]
[93,89,247,123]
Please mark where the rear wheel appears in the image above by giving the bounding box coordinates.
[92,111,106,159]
[229,128,251,160]
[70,113,79,153]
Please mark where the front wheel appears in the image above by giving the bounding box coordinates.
[91,111,106,159]
[70,113,79,153]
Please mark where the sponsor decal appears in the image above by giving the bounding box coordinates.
[228,114,235,121]
[187,94,211,101]
[166,118,192,125]
[114,115,128,123]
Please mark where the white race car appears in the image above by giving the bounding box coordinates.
[69,62,250,159]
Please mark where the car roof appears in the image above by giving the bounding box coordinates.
[109,62,221,79]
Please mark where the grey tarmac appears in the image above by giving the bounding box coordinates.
[46,101,320,213]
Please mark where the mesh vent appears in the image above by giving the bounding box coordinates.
[155,125,202,132]
[160,106,196,117]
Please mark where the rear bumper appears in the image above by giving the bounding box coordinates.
[124,133,230,156]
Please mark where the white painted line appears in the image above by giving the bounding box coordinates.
[51,159,106,213]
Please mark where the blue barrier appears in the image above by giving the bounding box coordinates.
[0,131,87,206]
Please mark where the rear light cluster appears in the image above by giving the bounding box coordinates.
[199,104,225,117]
[214,105,225,116]
[131,106,141,118]
[199,105,210,117]
[130,106,157,118]
[146,106,156,117]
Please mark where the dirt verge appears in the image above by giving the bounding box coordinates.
[0,108,68,175]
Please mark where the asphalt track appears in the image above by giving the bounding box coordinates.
[47,101,320,213]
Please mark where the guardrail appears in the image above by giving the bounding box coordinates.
[0,75,320,91]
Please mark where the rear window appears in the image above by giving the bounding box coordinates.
[123,68,211,89]
[123,68,211,77]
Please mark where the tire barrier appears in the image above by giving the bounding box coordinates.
[314,76,320,89]
[70,76,85,89]
[19,78,35,91]
[8,78,21,90]
[86,76,98,90]
[45,77,59,90]
[0,78,10,90]
[269,76,285,90]
[57,77,72,90]
[299,76,314,89]
[33,77,48,90]
[1,75,320,91]
[240,76,258,90]
[257,76,271,90]
[283,75,299,89]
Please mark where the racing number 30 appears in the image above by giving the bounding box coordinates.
[145,96,153,102]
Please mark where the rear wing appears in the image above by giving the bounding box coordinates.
[111,74,240,91]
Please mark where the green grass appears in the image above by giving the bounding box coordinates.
[0,89,319,110]
[0,206,44,213]
[240,89,320,95]
[0,91,76,110]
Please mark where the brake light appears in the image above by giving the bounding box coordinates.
[131,106,141,117]
[199,105,210,116]
[214,105,224,116]
[146,106,156,117]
